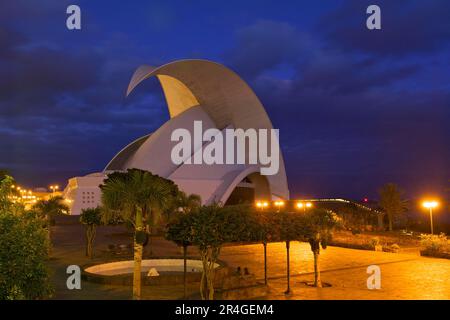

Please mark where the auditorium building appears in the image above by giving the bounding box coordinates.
[62,60,289,215]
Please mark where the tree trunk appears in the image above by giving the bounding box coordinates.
[133,240,143,300]
[183,244,187,299]
[86,225,96,259]
[377,213,385,231]
[85,226,89,257]
[146,224,153,256]
[313,251,322,287]
[91,226,96,258]
[388,212,393,231]
[133,208,144,300]
[208,259,215,300]
[200,251,207,300]
[199,247,219,300]
[208,247,219,300]
[263,242,268,286]
[285,241,292,294]
[47,214,52,256]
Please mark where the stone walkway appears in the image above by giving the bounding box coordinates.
[220,242,450,300]
[220,242,417,280]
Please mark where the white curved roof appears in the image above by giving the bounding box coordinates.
[111,59,289,203]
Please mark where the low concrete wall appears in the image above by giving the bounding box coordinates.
[82,257,228,286]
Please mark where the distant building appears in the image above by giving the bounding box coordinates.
[62,60,289,215]
[63,173,105,215]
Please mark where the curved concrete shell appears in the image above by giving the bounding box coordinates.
[64,59,289,214]
[125,59,289,203]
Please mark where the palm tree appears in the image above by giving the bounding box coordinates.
[177,192,201,215]
[100,169,180,300]
[378,183,407,231]
[32,195,69,254]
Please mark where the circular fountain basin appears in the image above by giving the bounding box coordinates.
[82,258,226,286]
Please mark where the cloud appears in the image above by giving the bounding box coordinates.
[223,18,448,198]
[225,20,317,79]
[0,2,448,199]
[0,9,170,187]
[319,0,450,56]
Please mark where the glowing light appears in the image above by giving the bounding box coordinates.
[274,201,285,207]
[422,199,439,235]
[422,201,438,209]
[295,201,313,210]
[256,201,269,209]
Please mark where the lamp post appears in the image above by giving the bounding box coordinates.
[49,185,59,194]
[255,201,269,211]
[274,200,285,212]
[422,201,439,235]
[295,201,313,212]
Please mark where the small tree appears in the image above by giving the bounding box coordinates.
[0,210,53,299]
[167,204,251,300]
[80,207,102,259]
[378,183,407,231]
[277,211,302,294]
[192,204,229,300]
[166,210,195,298]
[302,209,339,287]
[250,210,279,286]
[165,192,201,298]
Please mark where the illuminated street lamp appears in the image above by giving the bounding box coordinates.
[255,201,269,211]
[295,201,313,212]
[422,200,439,235]
[49,185,59,194]
[274,200,285,212]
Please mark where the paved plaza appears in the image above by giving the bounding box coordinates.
[50,223,450,300]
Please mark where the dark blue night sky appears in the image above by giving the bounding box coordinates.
[1,0,449,202]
